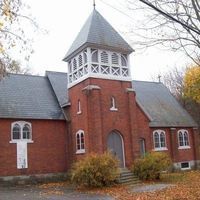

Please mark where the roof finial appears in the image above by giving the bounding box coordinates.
[93,0,96,9]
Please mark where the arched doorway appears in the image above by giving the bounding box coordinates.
[107,131,125,167]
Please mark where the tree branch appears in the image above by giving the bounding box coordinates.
[138,0,200,35]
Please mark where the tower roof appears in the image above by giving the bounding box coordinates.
[63,9,134,61]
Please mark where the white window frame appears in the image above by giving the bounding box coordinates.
[153,130,167,151]
[110,96,118,111]
[178,129,190,149]
[180,162,191,170]
[76,130,85,154]
[10,121,33,143]
[77,99,82,114]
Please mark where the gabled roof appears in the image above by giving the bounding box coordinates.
[46,71,69,107]
[0,74,65,120]
[0,72,196,127]
[63,9,134,61]
[133,80,197,127]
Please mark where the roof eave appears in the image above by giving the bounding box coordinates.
[0,116,65,120]
[149,122,198,128]
[63,42,134,62]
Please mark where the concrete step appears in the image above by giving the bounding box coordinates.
[117,168,140,185]
[119,179,141,185]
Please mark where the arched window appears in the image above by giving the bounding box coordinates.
[11,121,32,141]
[76,133,80,150]
[13,124,21,140]
[110,96,118,111]
[76,130,85,154]
[121,55,127,66]
[154,132,159,148]
[91,49,98,62]
[101,51,108,63]
[23,124,31,139]
[68,61,72,73]
[153,130,167,150]
[80,132,85,150]
[78,54,83,67]
[83,50,87,64]
[73,58,77,71]
[160,132,166,148]
[112,53,119,65]
[178,130,190,148]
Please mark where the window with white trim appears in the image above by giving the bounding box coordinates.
[78,54,83,67]
[83,50,87,64]
[11,121,32,141]
[101,51,108,63]
[112,53,119,65]
[91,49,98,62]
[22,124,31,139]
[153,130,167,150]
[121,55,127,66]
[76,130,85,154]
[13,124,20,139]
[73,58,77,71]
[110,96,118,111]
[77,99,82,114]
[68,61,72,73]
[181,162,190,170]
[178,130,190,149]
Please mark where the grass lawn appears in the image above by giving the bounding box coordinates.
[83,170,200,200]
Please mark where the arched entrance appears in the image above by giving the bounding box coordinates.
[107,131,125,168]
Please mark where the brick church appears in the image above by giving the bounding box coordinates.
[0,8,199,178]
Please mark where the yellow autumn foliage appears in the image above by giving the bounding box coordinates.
[70,152,119,187]
[184,65,200,103]
[2,0,13,20]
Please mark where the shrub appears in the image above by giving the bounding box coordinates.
[70,152,119,187]
[131,151,172,180]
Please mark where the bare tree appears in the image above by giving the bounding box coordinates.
[0,0,37,78]
[127,0,200,65]
[162,66,185,103]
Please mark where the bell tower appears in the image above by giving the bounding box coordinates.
[63,9,133,88]
[63,9,140,167]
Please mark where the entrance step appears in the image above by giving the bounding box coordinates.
[117,168,140,185]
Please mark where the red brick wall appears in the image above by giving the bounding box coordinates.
[134,104,196,164]
[68,78,141,167]
[0,119,67,176]
[135,104,151,151]
[173,128,195,162]
[68,77,197,168]
[149,127,195,163]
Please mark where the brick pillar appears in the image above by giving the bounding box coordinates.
[126,88,140,161]
[192,127,200,169]
[170,128,178,163]
[83,85,104,154]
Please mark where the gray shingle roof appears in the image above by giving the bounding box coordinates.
[46,71,69,107]
[0,74,65,120]
[133,80,197,127]
[0,72,196,127]
[63,9,134,61]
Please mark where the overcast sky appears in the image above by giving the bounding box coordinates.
[24,0,191,81]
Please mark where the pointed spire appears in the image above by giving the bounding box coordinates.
[63,9,134,62]
[93,0,96,9]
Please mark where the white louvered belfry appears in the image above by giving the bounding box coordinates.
[68,47,131,87]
